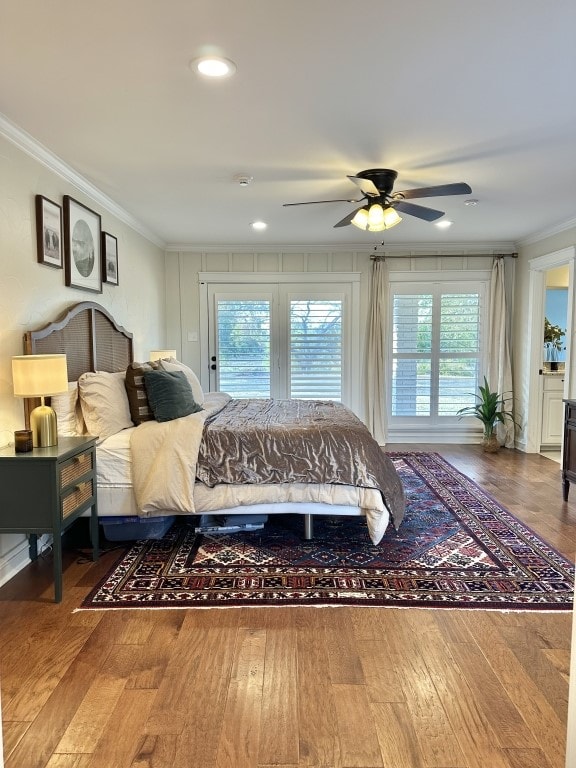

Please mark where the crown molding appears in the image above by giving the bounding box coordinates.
[165,240,516,254]
[0,112,166,249]
[517,216,576,247]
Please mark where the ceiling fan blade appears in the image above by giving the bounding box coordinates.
[347,175,380,197]
[283,198,360,207]
[333,207,364,228]
[395,182,472,200]
[394,201,445,221]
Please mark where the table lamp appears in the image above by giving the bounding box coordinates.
[149,349,177,361]
[12,354,68,447]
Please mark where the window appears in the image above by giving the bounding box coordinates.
[216,298,271,397]
[203,276,359,407]
[389,281,486,425]
[289,299,342,399]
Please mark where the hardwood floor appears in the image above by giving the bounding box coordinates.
[0,445,573,768]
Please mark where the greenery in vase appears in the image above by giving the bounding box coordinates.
[544,317,565,352]
[456,377,517,438]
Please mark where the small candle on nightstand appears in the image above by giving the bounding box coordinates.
[14,429,33,453]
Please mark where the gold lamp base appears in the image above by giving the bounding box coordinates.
[30,404,58,447]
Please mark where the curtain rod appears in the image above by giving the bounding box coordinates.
[370,252,518,261]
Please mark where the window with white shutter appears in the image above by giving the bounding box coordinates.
[289,299,342,400]
[390,281,485,425]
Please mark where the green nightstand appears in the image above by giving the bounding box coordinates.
[0,436,99,602]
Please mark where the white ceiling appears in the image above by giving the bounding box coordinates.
[1,0,576,249]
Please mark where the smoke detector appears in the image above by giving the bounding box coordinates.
[234,174,253,187]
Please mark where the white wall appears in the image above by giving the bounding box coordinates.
[0,133,166,586]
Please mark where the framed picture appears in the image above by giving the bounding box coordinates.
[102,232,119,285]
[35,195,63,268]
[63,195,102,293]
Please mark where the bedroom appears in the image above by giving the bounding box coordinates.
[1,1,576,766]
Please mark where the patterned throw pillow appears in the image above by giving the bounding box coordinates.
[125,361,160,425]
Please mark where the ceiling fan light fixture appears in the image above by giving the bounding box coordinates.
[351,204,402,231]
[367,203,385,230]
[351,207,369,230]
[382,207,402,228]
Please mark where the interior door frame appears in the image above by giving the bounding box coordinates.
[526,246,575,453]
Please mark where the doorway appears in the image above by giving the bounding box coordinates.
[526,247,575,456]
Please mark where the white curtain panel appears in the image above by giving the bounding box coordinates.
[365,258,388,445]
[487,257,515,448]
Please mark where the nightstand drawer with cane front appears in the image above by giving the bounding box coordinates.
[0,435,99,602]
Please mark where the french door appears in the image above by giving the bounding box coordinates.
[204,280,356,403]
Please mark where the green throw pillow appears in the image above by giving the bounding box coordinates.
[143,369,203,422]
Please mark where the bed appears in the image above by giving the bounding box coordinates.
[23,301,405,544]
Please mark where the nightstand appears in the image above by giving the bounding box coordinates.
[0,436,99,602]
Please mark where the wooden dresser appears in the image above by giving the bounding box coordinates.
[562,399,576,500]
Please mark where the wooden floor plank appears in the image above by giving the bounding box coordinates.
[502,747,555,768]
[371,702,426,768]
[332,683,383,768]
[296,616,340,766]
[448,640,539,750]
[45,755,93,768]
[470,630,567,766]
[258,616,299,767]
[404,615,513,768]
[3,626,94,722]
[125,612,185,690]
[215,627,266,768]
[54,644,137,755]
[82,689,156,768]
[323,607,366,685]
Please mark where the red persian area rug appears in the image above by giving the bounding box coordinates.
[81,452,574,610]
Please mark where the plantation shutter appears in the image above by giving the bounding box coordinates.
[390,283,484,420]
[216,297,272,397]
[289,299,342,400]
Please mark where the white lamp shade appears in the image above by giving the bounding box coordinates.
[150,349,177,361]
[12,354,68,398]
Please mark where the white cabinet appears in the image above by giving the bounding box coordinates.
[541,374,565,448]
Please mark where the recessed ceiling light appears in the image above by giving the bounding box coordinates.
[190,56,236,78]
[435,220,453,229]
[251,221,267,231]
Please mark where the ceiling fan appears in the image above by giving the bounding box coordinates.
[283,169,472,231]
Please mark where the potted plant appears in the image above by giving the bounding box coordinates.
[456,377,517,452]
[544,317,565,370]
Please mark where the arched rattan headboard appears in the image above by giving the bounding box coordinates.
[23,302,133,423]
[24,301,133,378]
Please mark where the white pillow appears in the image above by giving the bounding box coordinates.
[78,371,133,441]
[51,382,86,437]
[159,358,204,405]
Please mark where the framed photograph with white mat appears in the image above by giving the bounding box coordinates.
[35,195,63,268]
[63,195,102,293]
[102,232,119,285]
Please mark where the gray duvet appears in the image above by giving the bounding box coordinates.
[196,398,406,529]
